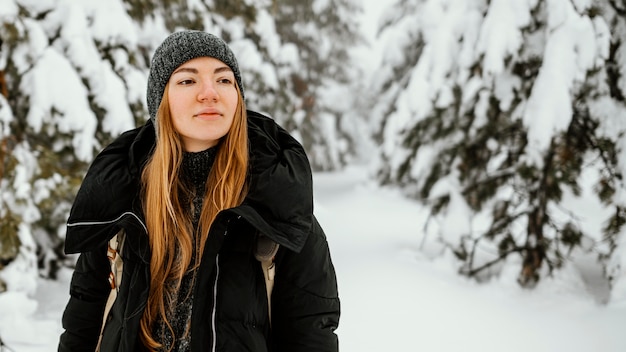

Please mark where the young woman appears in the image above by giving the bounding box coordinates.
[58,30,340,352]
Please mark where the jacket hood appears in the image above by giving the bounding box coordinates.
[65,110,313,255]
[234,110,313,252]
[64,120,155,259]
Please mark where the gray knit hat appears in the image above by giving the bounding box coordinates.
[147,30,244,123]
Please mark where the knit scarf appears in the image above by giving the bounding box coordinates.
[155,146,217,352]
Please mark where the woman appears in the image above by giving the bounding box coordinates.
[58,30,340,352]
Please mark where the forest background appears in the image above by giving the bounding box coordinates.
[1,0,626,348]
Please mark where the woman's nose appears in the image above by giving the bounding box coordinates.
[197,81,219,102]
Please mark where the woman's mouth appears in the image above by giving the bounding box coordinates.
[194,108,221,119]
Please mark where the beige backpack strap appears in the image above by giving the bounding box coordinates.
[96,230,125,351]
[255,234,279,326]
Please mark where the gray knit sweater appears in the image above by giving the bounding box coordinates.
[155,146,217,352]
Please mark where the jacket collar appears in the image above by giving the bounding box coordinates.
[64,120,154,259]
[64,111,313,255]
[238,110,313,252]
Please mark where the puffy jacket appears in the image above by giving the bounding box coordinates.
[58,110,340,351]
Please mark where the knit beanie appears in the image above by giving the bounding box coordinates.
[146,30,245,124]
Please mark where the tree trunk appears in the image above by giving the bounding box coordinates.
[520,207,546,287]
[519,146,554,287]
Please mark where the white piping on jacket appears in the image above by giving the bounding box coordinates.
[211,254,220,352]
[211,216,237,350]
[67,211,147,233]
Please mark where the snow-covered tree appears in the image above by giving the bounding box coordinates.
[373,0,626,290]
[0,0,145,290]
[239,0,364,170]
[598,0,626,306]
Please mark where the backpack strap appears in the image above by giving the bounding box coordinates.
[255,234,279,326]
[96,230,125,351]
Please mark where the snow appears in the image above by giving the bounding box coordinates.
[350,0,385,78]
[321,165,623,351]
[81,0,138,47]
[22,47,98,162]
[1,0,625,350]
[1,165,624,351]
[523,0,604,165]
[478,0,533,75]
[608,232,626,306]
[0,95,11,138]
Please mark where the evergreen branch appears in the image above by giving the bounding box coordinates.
[467,236,479,272]
[459,168,517,210]
[484,210,528,240]
[609,0,626,15]
[573,108,620,180]
[462,247,523,277]
[464,167,517,189]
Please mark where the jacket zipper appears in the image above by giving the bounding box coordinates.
[211,254,220,352]
[210,215,238,351]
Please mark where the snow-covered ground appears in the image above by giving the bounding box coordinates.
[315,165,626,352]
[1,165,625,351]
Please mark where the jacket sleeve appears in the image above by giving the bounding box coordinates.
[58,248,111,352]
[271,216,340,352]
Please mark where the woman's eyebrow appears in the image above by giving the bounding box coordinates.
[172,66,232,75]
[172,67,198,75]
[214,66,232,74]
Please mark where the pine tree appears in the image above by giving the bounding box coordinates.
[598,0,626,305]
[246,0,364,170]
[0,1,146,286]
[373,0,626,288]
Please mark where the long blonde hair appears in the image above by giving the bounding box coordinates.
[139,83,248,350]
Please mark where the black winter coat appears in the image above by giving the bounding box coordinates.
[58,110,340,352]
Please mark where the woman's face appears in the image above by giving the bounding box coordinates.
[167,56,239,152]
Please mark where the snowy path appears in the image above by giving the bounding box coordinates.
[313,166,626,352]
[1,165,625,351]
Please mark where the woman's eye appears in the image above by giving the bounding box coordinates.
[218,78,233,85]
[178,79,194,85]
